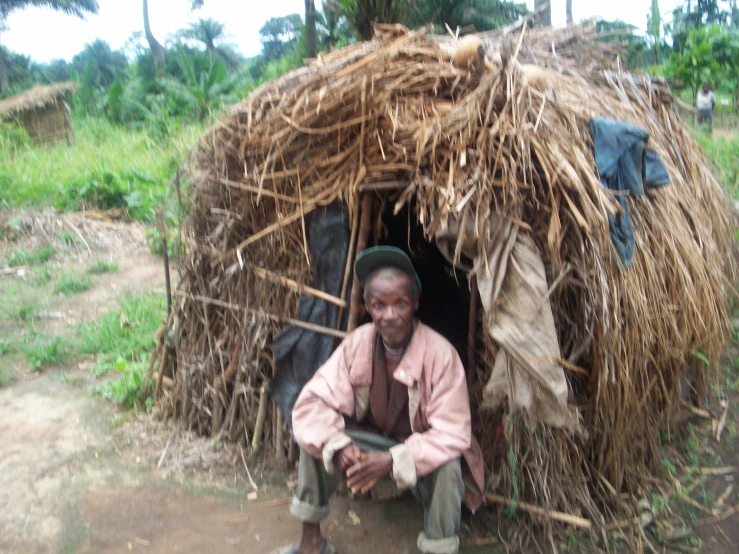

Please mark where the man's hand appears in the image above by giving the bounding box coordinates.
[336,444,361,472]
[346,451,393,495]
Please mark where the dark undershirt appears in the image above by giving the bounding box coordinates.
[348,333,413,442]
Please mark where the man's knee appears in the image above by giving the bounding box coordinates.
[433,458,464,494]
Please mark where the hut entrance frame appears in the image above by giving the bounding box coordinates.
[349,190,477,383]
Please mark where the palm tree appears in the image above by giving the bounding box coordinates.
[0,0,99,91]
[182,18,225,54]
[324,0,411,41]
[305,0,317,57]
[72,39,128,88]
[162,52,246,122]
[534,0,551,27]
[177,17,240,68]
[143,0,165,73]
[409,1,528,33]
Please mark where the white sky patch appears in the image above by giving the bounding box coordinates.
[2,0,680,63]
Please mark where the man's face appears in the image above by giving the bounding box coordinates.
[364,274,418,348]
[703,84,709,93]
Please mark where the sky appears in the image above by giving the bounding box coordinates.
[1,0,682,64]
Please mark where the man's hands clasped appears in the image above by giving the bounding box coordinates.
[336,444,393,495]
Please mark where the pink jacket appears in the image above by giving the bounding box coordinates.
[292,322,485,511]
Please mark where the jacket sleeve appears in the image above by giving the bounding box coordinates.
[291,343,356,474]
[389,346,472,489]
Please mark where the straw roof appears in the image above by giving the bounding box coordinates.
[0,82,78,119]
[151,22,737,539]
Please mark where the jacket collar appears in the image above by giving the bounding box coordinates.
[347,321,426,388]
[388,320,424,388]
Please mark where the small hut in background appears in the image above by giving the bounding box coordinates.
[0,82,77,146]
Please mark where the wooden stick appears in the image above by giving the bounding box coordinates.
[173,291,347,339]
[151,372,174,390]
[221,179,300,203]
[336,199,360,329]
[359,180,410,192]
[252,384,269,453]
[275,407,286,463]
[251,267,346,308]
[347,193,374,333]
[485,494,592,529]
[155,207,172,316]
[467,276,478,389]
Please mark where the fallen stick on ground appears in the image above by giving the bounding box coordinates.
[697,503,739,525]
[695,466,737,475]
[485,494,592,529]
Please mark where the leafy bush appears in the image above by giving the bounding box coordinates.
[91,356,152,409]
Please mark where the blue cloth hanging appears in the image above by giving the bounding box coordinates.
[590,117,670,267]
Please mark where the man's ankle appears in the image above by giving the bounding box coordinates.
[296,522,323,553]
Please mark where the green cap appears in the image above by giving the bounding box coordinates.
[354,246,422,294]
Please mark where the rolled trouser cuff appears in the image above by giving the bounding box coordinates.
[417,532,459,554]
[290,496,330,523]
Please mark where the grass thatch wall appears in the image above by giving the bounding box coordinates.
[150,23,737,534]
[20,102,73,146]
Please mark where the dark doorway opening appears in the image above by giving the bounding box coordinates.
[369,201,473,370]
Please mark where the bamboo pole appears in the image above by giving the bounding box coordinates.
[485,494,592,529]
[251,267,346,308]
[347,193,374,332]
[173,290,347,339]
[336,199,361,329]
[274,407,286,463]
[467,276,478,389]
[252,384,270,453]
[359,180,410,192]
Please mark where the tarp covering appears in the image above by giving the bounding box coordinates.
[271,204,350,430]
[590,117,671,267]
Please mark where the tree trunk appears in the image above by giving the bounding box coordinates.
[143,0,166,73]
[0,50,8,93]
[305,0,317,58]
[566,0,573,24]
[534,0,552,27]
[0,28,8,93]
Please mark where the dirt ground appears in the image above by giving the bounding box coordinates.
[1,209,738,554]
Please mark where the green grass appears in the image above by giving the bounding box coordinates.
[0,117,201,223]
[80,292,165,408]
[86,259,119,275]
[53,272,92,296]
[1,243,55,268]
[694,132,739,199]
[19,326,69,371]
[31,265,54,286]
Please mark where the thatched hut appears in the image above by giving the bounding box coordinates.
[152,23,736,532]
[0,82,77,146]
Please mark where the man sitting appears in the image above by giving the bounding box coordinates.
[281,246,484,554]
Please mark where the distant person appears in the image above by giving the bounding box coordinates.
[280,246,484,554]
[696,83,716,133]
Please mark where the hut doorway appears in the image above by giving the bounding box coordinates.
[361,200,474,371]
